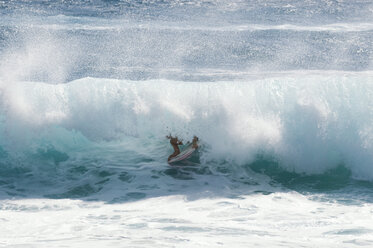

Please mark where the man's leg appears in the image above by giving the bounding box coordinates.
[168,151,178,161]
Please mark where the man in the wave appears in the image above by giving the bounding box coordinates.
[166,135,183,161]
[166,135,199,161]
[191,136,199,149]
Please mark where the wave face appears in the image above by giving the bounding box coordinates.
[0,73,373,194]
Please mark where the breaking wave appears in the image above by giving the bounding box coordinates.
[0,73,373,186]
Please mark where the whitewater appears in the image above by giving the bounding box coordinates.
[1,0,373,247]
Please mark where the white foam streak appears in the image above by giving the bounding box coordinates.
[2,15,373,32]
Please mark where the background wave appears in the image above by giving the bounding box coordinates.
[0,0,372,83]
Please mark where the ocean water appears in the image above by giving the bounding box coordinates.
[1,0,373,247]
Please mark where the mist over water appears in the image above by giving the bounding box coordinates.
[0,0,372,83]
